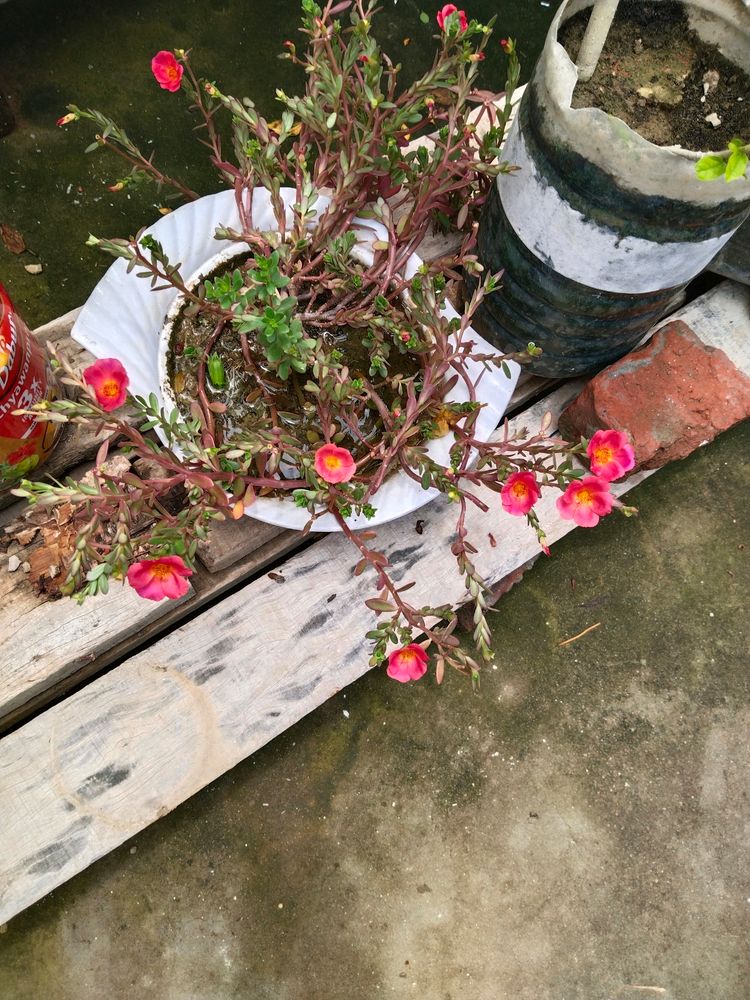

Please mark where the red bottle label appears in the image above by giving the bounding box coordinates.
[0,284,60,486]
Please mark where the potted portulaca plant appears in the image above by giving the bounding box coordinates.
[11,0,636,685]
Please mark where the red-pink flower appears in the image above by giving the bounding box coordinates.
[556,476,615,528]
[501,471,541,516]
[387,644,429,683]
[83,358,130,412]
[127,555,193,601]
[587,429,636,482]
[314,443,356,484]
[436,4,468,32]
[151,51,184,92]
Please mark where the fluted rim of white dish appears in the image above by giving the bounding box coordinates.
[71,187,520,533]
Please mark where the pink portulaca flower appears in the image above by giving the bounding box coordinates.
[556,476,615,528]
[436,4,468,32]
[127,555,193,601]
[83,358,130,412]
[587,429,636,482]
[501,471,541,516]
[151,51,184,92]
[387,644,429,683]
[314,443,356,484]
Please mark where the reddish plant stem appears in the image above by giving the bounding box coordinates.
[97,134,200,202]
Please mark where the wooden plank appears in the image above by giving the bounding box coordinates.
[0,275,742,730]
[0,525,307,735]
[0,562,195,724]
[1,283,746,922]
[0,499,303,731]
[0,362,548,728]
[196,516,287,573]
[0,376,648,925]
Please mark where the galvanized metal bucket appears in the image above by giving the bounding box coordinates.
[477,0,750,377]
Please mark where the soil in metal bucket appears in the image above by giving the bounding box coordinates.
[559,0,750,149]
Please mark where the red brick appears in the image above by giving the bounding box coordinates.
[559,320,750,470]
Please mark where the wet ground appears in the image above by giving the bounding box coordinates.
[0,0,562,328]
[0,419,747,999]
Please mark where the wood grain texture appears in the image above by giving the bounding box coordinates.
[0,380,636,925]
[0,525,309,734]
[0,564,195,722]
[196,516,289,573]
[0,364,548,726]
[0,283,746,923]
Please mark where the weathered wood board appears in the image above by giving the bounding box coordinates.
[0,380,641,925]
[0,369,548,730]
[0,280,747,924]
[0,524,306,735]
[0,565,195,722]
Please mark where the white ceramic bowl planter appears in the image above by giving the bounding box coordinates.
[477,0,750,377]
[73,188,520,532]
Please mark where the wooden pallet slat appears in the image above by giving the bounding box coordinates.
[0,525,307,735]
[0,369,549,729]
[0,281,747,924]
[0,381,589,925]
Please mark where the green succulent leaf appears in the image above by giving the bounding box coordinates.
[725,149,749,182]
[695,155,727,181]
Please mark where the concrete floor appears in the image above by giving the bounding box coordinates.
[1,421,748,1000]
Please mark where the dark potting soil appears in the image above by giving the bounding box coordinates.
[559,1,750,150]
[167,257,423,468]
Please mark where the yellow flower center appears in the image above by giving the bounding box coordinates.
[324,455,342,470]
[398,649,418,668]
[593,445,614,465]
[149,562,173,580]
[100,378,120,398]
[511,481,529,499]
[576,488,593,506]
